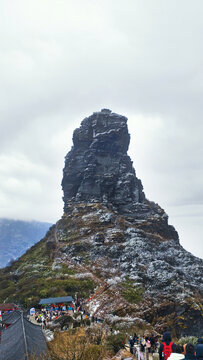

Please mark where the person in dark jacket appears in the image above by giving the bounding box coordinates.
[159,332,176,360]
[150,336,156,354]
[129,336,135,355]
[184,343,196,360]
[133,332,138,344]
[196,338,203,360]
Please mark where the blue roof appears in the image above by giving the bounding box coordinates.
[39,296,74,305]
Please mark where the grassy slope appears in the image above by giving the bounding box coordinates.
[0,225,96,308]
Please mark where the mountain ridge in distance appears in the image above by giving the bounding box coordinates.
[0,218,52,268]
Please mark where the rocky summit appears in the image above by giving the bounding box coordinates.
[0,109,202,337]
[62,109,178,241]
[62,108,142,211]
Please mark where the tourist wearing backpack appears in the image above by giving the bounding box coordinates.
[159,332,176,360]
[168,344,184,360]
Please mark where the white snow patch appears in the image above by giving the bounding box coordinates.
[88,300,100,314]
[107,277,122,285]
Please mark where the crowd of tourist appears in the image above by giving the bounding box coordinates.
[32,301,203,360]
[32,297,104,329]
[28,296,203,360]
[128,332,203,360]
[128,333,159,358]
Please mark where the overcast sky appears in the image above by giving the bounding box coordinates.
[0,0,202,258]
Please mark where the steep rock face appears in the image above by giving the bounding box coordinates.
[62,109,143,209]
[62,109,178,241]
[60,109,202,335]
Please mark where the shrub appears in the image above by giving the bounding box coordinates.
[177,336,198,346]
[47,331,88,359]
[40,289,48,298]
[121,277,144,304]
[83,344,106,360]
[30,327,112,360]
[46,330,110,360]
[85,327,103,345]
[106,333,126,354]
[82,318,91,327]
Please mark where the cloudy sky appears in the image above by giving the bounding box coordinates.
[0,0,202,258]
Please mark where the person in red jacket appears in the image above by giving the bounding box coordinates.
[159,332,176,360]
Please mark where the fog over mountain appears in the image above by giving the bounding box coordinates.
[0,0,202,258]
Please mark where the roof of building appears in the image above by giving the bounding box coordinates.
[2,310,22,325]
[0,304,16,311]
[0,313,47,360]
[39,296,74,305]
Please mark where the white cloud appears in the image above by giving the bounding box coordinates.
[0,0,202,257]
